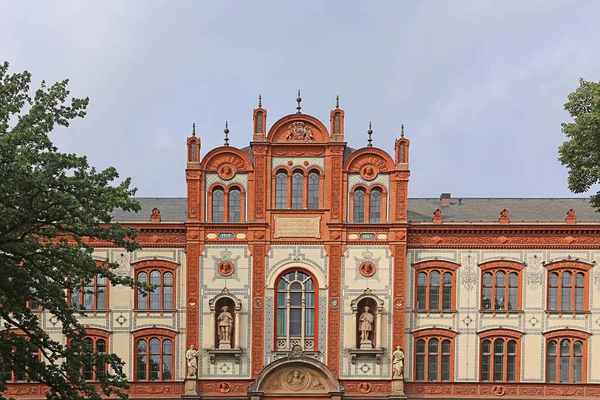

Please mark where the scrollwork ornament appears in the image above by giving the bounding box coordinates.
[461,255,478,291]
[526,255,544,290]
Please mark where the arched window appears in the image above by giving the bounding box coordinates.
[275,171,288,209]
[479,261,524,311]
[545,261,590,312]
[353,189,366,223]
[229,188,241,222]
[83,337,107,381]
[480,335,520,382]
[275,270,317,351]
[413,329,455,381]
[307,171,320,209]
[134,329,176,381]
[71,274,109,310]
[134,261,177,311]
[414,261,458,311]
[212,188,225,223]
[369,188,382,222]
[291,171,304,209]
[545,330,589,383]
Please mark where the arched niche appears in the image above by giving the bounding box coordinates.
[208,288,242,350]
[248,350,343,399]
[350,289,384,350]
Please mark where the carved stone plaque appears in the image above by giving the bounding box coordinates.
[274,216,321,238]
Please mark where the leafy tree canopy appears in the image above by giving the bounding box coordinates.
[0,61,141,399]
[559,78,600,209]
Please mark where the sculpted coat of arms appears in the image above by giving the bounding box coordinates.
[286,121,314,142]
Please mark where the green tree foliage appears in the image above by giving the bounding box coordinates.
[559,78,600,208]
[0,61,141,399]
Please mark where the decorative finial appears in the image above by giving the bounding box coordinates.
[192,123,196,136]
[258,94,262,108]
[401,124,404,138]
[296,90,302,114]
[367,122,373,147]
[336,95,339,109]
[224,121,229,146]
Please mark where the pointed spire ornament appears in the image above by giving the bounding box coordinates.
[336,95,339,109]
[296,90,302,114]
[224,121,229,146]
[258,94,262,108]
[401,124,405,138]
[367,122,373,147]
[192,122,196,136]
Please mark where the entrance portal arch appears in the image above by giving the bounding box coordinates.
[248,351,343,399]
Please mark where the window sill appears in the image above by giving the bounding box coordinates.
[413,309,457,316]
[133,309,178,316]
[545,310,590,317]
[479,310,523,317]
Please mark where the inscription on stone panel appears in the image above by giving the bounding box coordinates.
[274,216,321,238]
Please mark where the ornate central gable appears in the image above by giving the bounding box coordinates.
[267,114,331,144]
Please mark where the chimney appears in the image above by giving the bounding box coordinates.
[440,193,451,206]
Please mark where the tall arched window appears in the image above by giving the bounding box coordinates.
[413,329,455,381]
[369,188,382,222]
[479,329,522,382]
[275,270,317,351]
[134,329,175,381]
[229,188,241,222]
[83,337,107,381]
[546,261,590,312]
[479,261,524,311]
[414,261,458,311]
[212,188,225,222]
[275,171,287,209]
[307,171,320,209]
[545,330,589,383]
[291,171,304,209]
[353,189,366,223]
[134,261,177,310]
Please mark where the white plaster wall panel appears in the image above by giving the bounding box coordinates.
[590,335,600,381]
[111,331,131,379]
[200,245,252,378]
[455,333,478,381]
[545,317,588,331]
[523,334,543,381]
[131,249,180,263]
[412,316,454,332]
[133,314,178,330]
[478,315,521,331]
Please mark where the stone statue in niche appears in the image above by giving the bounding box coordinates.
[186,345,199,377]
[358,306,374,349]
[217,305,234,349]
[392,345,404,379]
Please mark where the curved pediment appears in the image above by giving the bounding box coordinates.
[267,114,330,143]
[250,353,342,396]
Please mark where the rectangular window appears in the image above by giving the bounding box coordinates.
[547,356,556,382]
[429,287,439,310]
[304,309,314,336]
[415,355,425,381]
[417,286,426,309]
[290,308,302,336]
[481,354,490,381]
[560,354,570,382]
[427,354,438,381]
[163,287,173,309]
[277,308,287,335]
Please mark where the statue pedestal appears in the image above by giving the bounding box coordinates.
[388,379,406,399]
[218,340,231,350]
[359,340,373,350]
[185,378,197,395]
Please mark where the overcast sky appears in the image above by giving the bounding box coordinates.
[2,1,599,199]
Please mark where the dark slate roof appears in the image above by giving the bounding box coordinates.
[407,198,600,223]
[111,198,187,222]
[111,197,600,223]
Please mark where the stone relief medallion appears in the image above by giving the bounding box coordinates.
[286,121,314,142]
[217,163,236,180]
[359,164,379,181]
[218,382,231,393]
[394,297,404,309]
[283,369,310,391]
[359,261,376,277]
[359,382,372,393]
[218,261,234,277]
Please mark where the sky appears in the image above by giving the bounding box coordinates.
[2,1,600,199]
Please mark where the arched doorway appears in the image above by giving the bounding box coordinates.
[248,349,343,400]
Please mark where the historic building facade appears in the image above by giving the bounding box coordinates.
[5,98,600,399]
